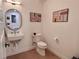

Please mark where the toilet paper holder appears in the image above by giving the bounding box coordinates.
[54,37,60,44]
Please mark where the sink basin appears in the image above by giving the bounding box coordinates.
[7,33,24,41]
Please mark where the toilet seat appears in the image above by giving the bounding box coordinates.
[37,41,47,48]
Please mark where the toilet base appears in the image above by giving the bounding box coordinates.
[36,47,46,56]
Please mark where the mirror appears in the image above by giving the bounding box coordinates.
[5,9,22,31]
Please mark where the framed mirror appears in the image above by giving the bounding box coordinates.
[5,9,22,31]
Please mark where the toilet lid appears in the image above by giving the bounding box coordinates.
[37,41,47,46]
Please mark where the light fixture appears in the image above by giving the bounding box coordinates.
[6,0,21,5]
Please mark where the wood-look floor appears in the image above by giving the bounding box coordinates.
[7,49,61,59]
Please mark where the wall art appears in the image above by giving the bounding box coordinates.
[30,12,41,22]
[53,8,69,22]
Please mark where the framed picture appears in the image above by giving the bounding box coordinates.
[30,12,41,22]
[53,8,69,22]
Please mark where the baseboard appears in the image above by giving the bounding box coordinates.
[6,46,70,59]
[47,48,69,59]
[7,47,35,57]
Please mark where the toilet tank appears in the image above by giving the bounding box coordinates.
[32,34,41,42]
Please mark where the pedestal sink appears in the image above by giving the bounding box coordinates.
[6,32,24,47]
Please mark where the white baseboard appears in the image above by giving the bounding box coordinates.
[7,46,34,57]
[47,48,69,59]
[6,46,71,59]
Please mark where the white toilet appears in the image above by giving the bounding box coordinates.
[32,33,47,56]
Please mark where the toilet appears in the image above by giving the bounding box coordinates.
[32,33,47,56]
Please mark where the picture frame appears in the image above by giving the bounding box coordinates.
[30,12,41,22]
[53,8,69,22]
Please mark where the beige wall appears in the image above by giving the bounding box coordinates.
[3,0,79,58]
[42,0,79,59]
[3,0,43,56]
